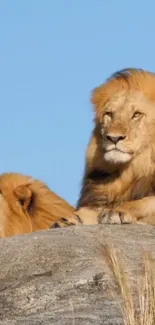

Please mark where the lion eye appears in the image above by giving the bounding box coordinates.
[132,111,142,119]
[104,111,112,118]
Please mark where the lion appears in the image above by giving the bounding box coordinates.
[0,172,75,237]
[52,68,155,228]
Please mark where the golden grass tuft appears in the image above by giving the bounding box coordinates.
[103,244,155,325]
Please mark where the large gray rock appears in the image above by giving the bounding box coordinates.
[0,225,155,325]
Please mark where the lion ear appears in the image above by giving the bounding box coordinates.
[91,86,104,106]
[14,185,33,212]
[91,85,109,120]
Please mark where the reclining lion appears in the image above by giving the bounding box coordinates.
[52,68,155,227]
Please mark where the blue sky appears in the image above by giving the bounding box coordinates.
[0,0,155,206]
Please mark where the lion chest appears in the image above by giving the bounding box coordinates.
[78,170,155,209]
[108,174,155,207]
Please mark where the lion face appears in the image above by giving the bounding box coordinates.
[98,91,155,164]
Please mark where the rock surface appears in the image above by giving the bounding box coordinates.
[0,224,155,325]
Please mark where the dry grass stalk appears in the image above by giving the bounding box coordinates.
[103,244,155,325]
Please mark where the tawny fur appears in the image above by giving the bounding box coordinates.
[0,172,75,237]
[53,68,155,227]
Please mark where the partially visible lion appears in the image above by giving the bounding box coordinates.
[53,68,155,228]
[0,172,75,237]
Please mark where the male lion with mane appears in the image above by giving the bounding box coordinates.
[52,68,155,228]
[0,172,75,237]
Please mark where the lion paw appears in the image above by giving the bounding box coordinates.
[50,214,82,229]
[98,208,133,225]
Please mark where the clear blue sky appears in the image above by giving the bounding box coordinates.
[0,0,155,206]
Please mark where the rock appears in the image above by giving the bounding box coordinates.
[0,224,155,324]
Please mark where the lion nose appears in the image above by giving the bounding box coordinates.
[106,135,126,144]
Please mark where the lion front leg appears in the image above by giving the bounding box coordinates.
[98,196,155,225]
[50,207,101,229]
[98,208,135,224]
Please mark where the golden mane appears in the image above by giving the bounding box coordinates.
[91,68,155,120]
[0,172,75,237]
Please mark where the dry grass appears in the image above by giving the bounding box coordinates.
[103,244,155,325]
